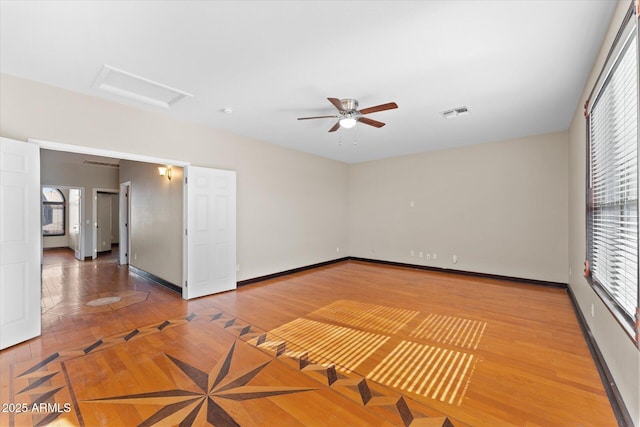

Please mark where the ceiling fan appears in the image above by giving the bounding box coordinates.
[297,98,398,132]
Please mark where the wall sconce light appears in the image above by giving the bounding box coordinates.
[158,166,172,180]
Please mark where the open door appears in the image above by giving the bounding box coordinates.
[69,188,82,260]
[184,166,236,299]
[0,137,41,349]
[96,192,112,253]
[119,182,130,266]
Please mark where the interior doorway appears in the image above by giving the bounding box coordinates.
[119,181,131,266]
[33,139,236,302]
[93,188,119,259]
[68,188,83,260]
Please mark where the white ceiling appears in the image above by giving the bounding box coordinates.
[0,1,617,163]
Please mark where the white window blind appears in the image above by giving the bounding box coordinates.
[588,21,638,320]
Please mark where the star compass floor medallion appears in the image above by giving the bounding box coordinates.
[64,325,315,425]
[55,315,394,426]
[82,341,316,427]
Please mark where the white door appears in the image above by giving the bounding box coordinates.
[119,182,130,266]
[0,137,41,350]
[184,166,236,299]
[69,188,82,260]
[96,193,112,253]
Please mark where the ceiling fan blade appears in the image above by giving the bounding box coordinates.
[297,115,337,120]
[358,117,386,128]
[328,121,341,132]
[359,102,398,115]
[328,97,347,112]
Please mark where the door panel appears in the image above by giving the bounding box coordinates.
[119,183,130,266]
[0,137,41,349]
[184,166,236,299]
[96,193,112,252]
[69,189,82,260]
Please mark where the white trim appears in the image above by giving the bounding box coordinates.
[28,138,191,167]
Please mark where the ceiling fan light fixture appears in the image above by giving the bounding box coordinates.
[298,97,397,132]
[339,117,357,129]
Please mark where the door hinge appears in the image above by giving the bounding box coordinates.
[185,229,188,236]
[184,280,188,287]
[185,177,188,184]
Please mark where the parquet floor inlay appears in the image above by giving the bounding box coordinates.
[0,249,619,426]
[7,305,459,426]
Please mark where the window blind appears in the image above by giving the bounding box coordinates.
[588,24,638,319]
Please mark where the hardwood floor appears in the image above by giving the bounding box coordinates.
[0,249,617,426]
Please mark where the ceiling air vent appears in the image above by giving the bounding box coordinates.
[83,160,119,168]
[92,65,193,109]
[440,106,470,119]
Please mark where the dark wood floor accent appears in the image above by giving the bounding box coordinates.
[0,249,618,426]
[349,256,569,289]
[128,265,182,295]
[236,257,349,286]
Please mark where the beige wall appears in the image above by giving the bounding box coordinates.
[0,73,349,281]
[349,131,569,283]
[567,1,639,424]
[120,161,183,285]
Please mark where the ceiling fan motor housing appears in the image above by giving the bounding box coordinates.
[341,98,359,111]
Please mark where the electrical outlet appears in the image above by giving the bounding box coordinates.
[418,251,423,258]
[590,303,594,318]
[426,253,430,260]
[452,254,458,264]
[410,250,415,257]
[433,253,437,260]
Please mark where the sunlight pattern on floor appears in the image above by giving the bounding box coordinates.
[410,314,487,350]
[265,318,389,373]
[308,299,419,334]
[367,340,477,406]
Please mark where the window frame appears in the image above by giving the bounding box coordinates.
[42,187,66,237]
[585,1,639,342]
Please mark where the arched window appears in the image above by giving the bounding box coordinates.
[42,187,65,236]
